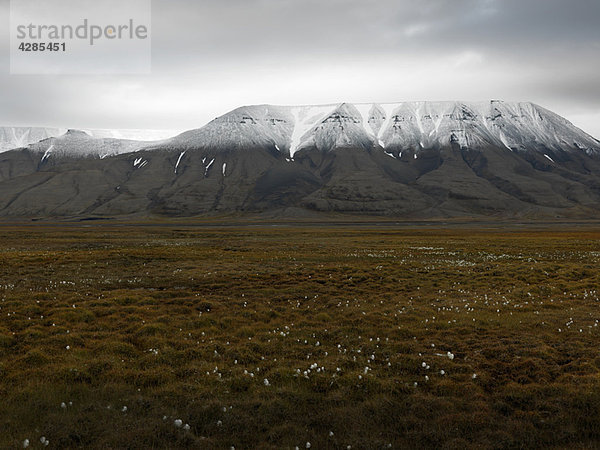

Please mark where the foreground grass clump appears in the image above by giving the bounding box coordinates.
[1,223,600,448]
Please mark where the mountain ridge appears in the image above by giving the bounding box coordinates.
[156,100,600,158]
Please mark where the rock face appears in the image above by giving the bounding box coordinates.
[1,100,600,219]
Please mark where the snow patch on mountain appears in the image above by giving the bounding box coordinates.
[174,151,186,174]
[289,105,333,156]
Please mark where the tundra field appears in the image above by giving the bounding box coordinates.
[1,223,600,449]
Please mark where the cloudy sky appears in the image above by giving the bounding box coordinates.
[1,0,599,137]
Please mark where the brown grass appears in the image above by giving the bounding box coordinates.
[0,223,599,448]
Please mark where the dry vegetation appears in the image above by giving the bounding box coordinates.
[1,223,600,449]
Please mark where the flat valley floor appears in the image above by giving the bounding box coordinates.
[1,223,599,449]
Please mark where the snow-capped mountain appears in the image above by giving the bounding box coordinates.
[161,101,600,157]
[5,101,598,159]
[0,127,179,154]
[1,100,600,219]
[28,129,160,160]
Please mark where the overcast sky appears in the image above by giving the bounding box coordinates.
[1,0,599,137]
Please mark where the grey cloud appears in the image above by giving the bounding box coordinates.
[150,0,600,65]
[0,0,598,137]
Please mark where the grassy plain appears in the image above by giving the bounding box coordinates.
[0,223,599,449]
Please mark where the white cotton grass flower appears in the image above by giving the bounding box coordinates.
[23,439,29,448]
[306,442,311,448]
[183,424,190,431]
[174,419,183,428]
[263,378,270,386]
[60,402,67,409]
[40,437,49,446]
